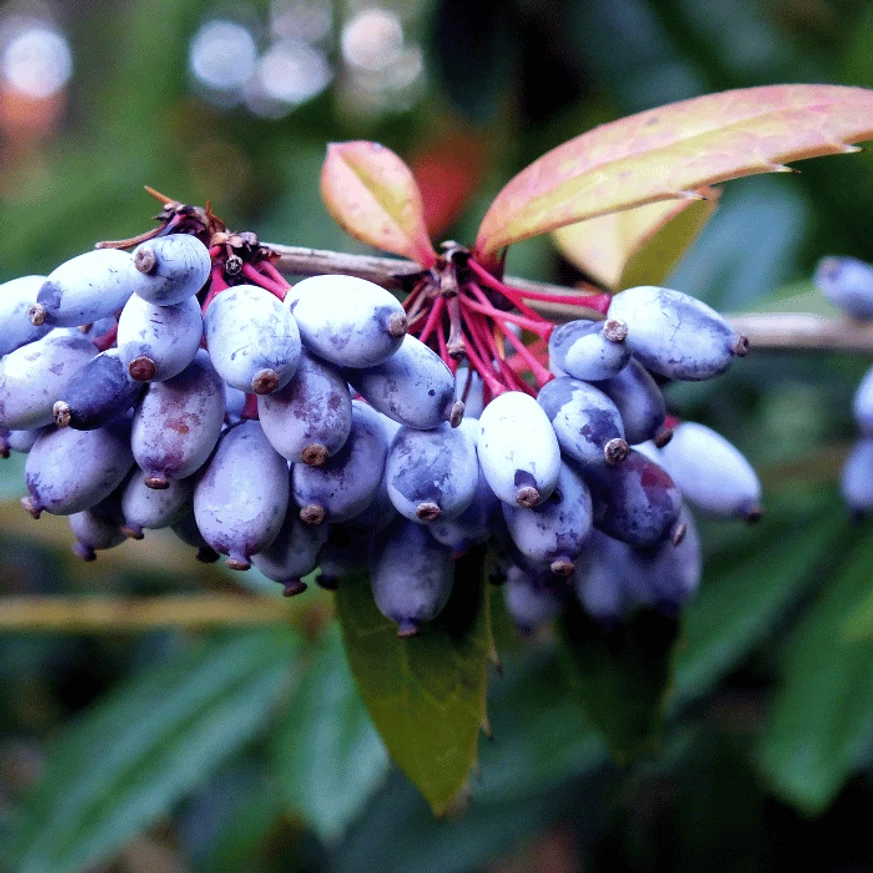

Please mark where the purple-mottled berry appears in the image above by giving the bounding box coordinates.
[287,274,407,368]
[369,517,454,636]
[193,420,290,570]
[579,448,682,548]
[258,349,352,464]
[478,390,561,508]
[346,334,456,430]
[607,285,746,381]
[131,349,225,488]
[385,422,478,523]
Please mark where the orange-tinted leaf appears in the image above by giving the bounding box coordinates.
[553,187,720,291]
[476,85,873,257]
[321,141,438,267]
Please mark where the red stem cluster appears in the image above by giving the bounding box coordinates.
[403,255,608,402]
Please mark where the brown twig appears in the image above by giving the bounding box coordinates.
[268,243,873,353]
[724,313,873,353]
[0,594,293,632]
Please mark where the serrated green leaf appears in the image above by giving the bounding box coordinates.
[552,188,719,291]
[5,630,298,873]
[271,622,389,841]
[557,603,680,762]
[674,505,845,704]
[758,525,873,815]
[475,84,873,255]
[334,551,492,815]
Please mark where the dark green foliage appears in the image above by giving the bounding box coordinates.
[4,0,873,870]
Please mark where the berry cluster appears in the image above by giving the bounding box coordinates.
[815,256,873,516]
[0,197,761,637]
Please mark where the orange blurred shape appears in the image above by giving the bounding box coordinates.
[410,128,487,240]
[0,82,65,142]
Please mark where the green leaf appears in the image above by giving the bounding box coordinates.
[557,602,680,762]
[552,188,720,291]
[473,652,607,804]
[0,453,25,502]
[334,551,492,815]
[758,526,873,815]
[320,141,438,266]
[475,84,873,256]
[271,622,389,841]
[674,504,845,704]
[330,765,606,873]
[5,630,298,873]
[197,768,282,873]
[330,651,610,873]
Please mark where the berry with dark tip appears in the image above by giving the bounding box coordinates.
[579,449,682,548]
[548,317,631,382]
[53,348,143,430]
[204,284,301,395]
[128,234,212,306]
[258,349,352,465]
[117,292,203,382]
[478,391,560,508]
[369,517,454,636]
[292,400,390,524]
[0,334,97,431]
[287,274,408,368]
[0,275,51,356]
[501,461,593,573]
[536,376,628,467]
[607,285,747,381]
[131,349,225,488]
[346,334,457,430]
[385,422,478,523]
[30,249,133,327]
[193,420,290,570]
[656,422,762,521]
[23,419,134,518]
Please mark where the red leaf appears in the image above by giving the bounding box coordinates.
[409,129,487,240]
[321,141,437,267]
[475,84,873,257]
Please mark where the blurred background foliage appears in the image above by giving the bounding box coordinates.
[3,0,873,870]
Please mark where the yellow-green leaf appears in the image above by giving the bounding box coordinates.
[552,187,720,291]
[334,552,492,815]
[476,84,873,256]
[321,141,438,266]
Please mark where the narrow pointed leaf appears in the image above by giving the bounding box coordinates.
[321,141,438,266]
[4,630,298,873]
[476,85,873,256]
[334,551,492,815]
[674,502,845,705]
[759,529,873,815]
[271,623,390,841]
[557,602,680,762]
[552,187,720,291]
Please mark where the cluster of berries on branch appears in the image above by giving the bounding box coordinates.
[0,193,762,635]
[815,256,873,517]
